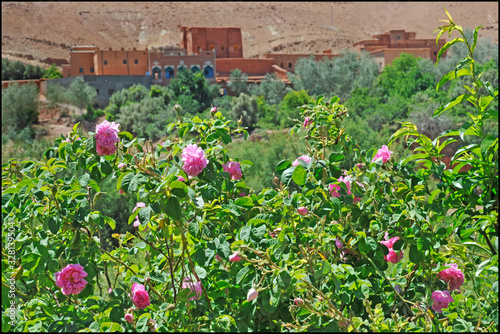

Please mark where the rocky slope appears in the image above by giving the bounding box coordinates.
[2,2,498,69]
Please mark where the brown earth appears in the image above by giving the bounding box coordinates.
[1,2,498,69]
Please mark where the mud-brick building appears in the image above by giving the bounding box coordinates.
[353,30,446,70]
[148,46,216,86]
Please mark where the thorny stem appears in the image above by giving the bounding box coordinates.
[165,236,177,302]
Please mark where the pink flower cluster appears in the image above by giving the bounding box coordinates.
[372,145,393,163]
[55,264,88,295]
[182,144,209,177]
[431,290,454,313]
[182,277,203,301]
[95,120,120,156]
[292,155,312,167]
[223,161,242,180]
[133,202,146,227]
[380,234,404,264]
[329,176,362,203]
[438,263,464,292]
[131,283,150,309]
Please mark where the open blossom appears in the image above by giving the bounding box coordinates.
[297,207,309,216]
[438,263,465,292]
[292,155,312,167]
[182,144,209,177]
[223,161,242,180]
[182,277,202,301]
[55,264,88,295]
[303,117,312,127]
[229,252,242,262]
[247,288,258,301]
[372,145,393,163]
[131,283,150,309]
[95,120,120,156]
[431,290,454,313]
[124,313,134,323]
[329,176,362,203]
[380,236,404,264]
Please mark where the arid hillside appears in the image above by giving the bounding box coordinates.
[2,2,498,69]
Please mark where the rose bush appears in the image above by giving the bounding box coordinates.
[1,11,497,332]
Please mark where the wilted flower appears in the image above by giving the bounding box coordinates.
[438,263,465,292]
[223,161,242,180]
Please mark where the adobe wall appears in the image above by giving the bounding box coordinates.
[371,48,431,68]
[94,50,149,76]
[182,27,243,58]
[69,52,95,76]
[215,58,274,76]
[262,53,338,72]
[2,79,46,97]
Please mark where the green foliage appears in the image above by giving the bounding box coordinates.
[167,70,220,114]
[1,58,45,80]
[290,50,379,101]
[249,73,289,105]
[46,83,67,108]
[227,69,249,96]
[42,64,63,79]
[1,11,497,333]
[1,83,39,142]
[279,90,313,128]
[229,93,260,130]
[65,78,97,112]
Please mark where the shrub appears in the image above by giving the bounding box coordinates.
[1,82,39,141]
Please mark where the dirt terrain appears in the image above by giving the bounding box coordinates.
[2,2,498,69]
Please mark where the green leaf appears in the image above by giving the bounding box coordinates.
[366,237,378,251]
[292,165,307,186]
[48,216,60,234]
[358,237,370,255]
[78,173,90,187]
[236,266,250,284]
[275,160,292,176]
[188,221,199,238]
[104,216,116,230]
[22,253,41,271]
[329,152,345,163]
[101,161,113,176]
[409,245,424,263]
[281,166,294,186]
[480,135,497,159]
[437,38,465,64]
[235,196,253,208]
[170,180,188,198]
[417,237,431,251]
[471,25,483,54]
[166,197,182,220]
[239,226,251,241]
[434,94,473,118]
[109,307,124,323]
[436,68,470,91]
[393,238,404,251]
[195,266,207,279]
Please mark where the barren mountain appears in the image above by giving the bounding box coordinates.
[1,2,498,69]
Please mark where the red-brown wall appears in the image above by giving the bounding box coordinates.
[181,27,243,58]
[216,58,274,76]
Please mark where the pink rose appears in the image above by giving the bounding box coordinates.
[297,207,309,216]
[182,144,209,177]
[133,202,146,226]
[329,177,362,203]
[211,106,217,113]
[335,238,343,249]
[438,264,465,292]
[292,155,312,167]
[238,192,246,197]
[431,290,454,313]
[303,117,312,127]
[118,163,126,169]
[96,143,117,156]
[124,313,134,323]
[215,254,222,262]
[177,175,186,182]
[329,184,341,197]
[229,252,242,262]
[372,145,393,163]
[95,120,120,156]
[223,161,242,180]
[62,137,71,143]
[294,298,304,306]
[380,236,403,264]
[247,288,258,302]
[182,277,202,301]
[108,288,113,293]
[131,283,150,309]
[119,189,125,194]
[55,264,88,295]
